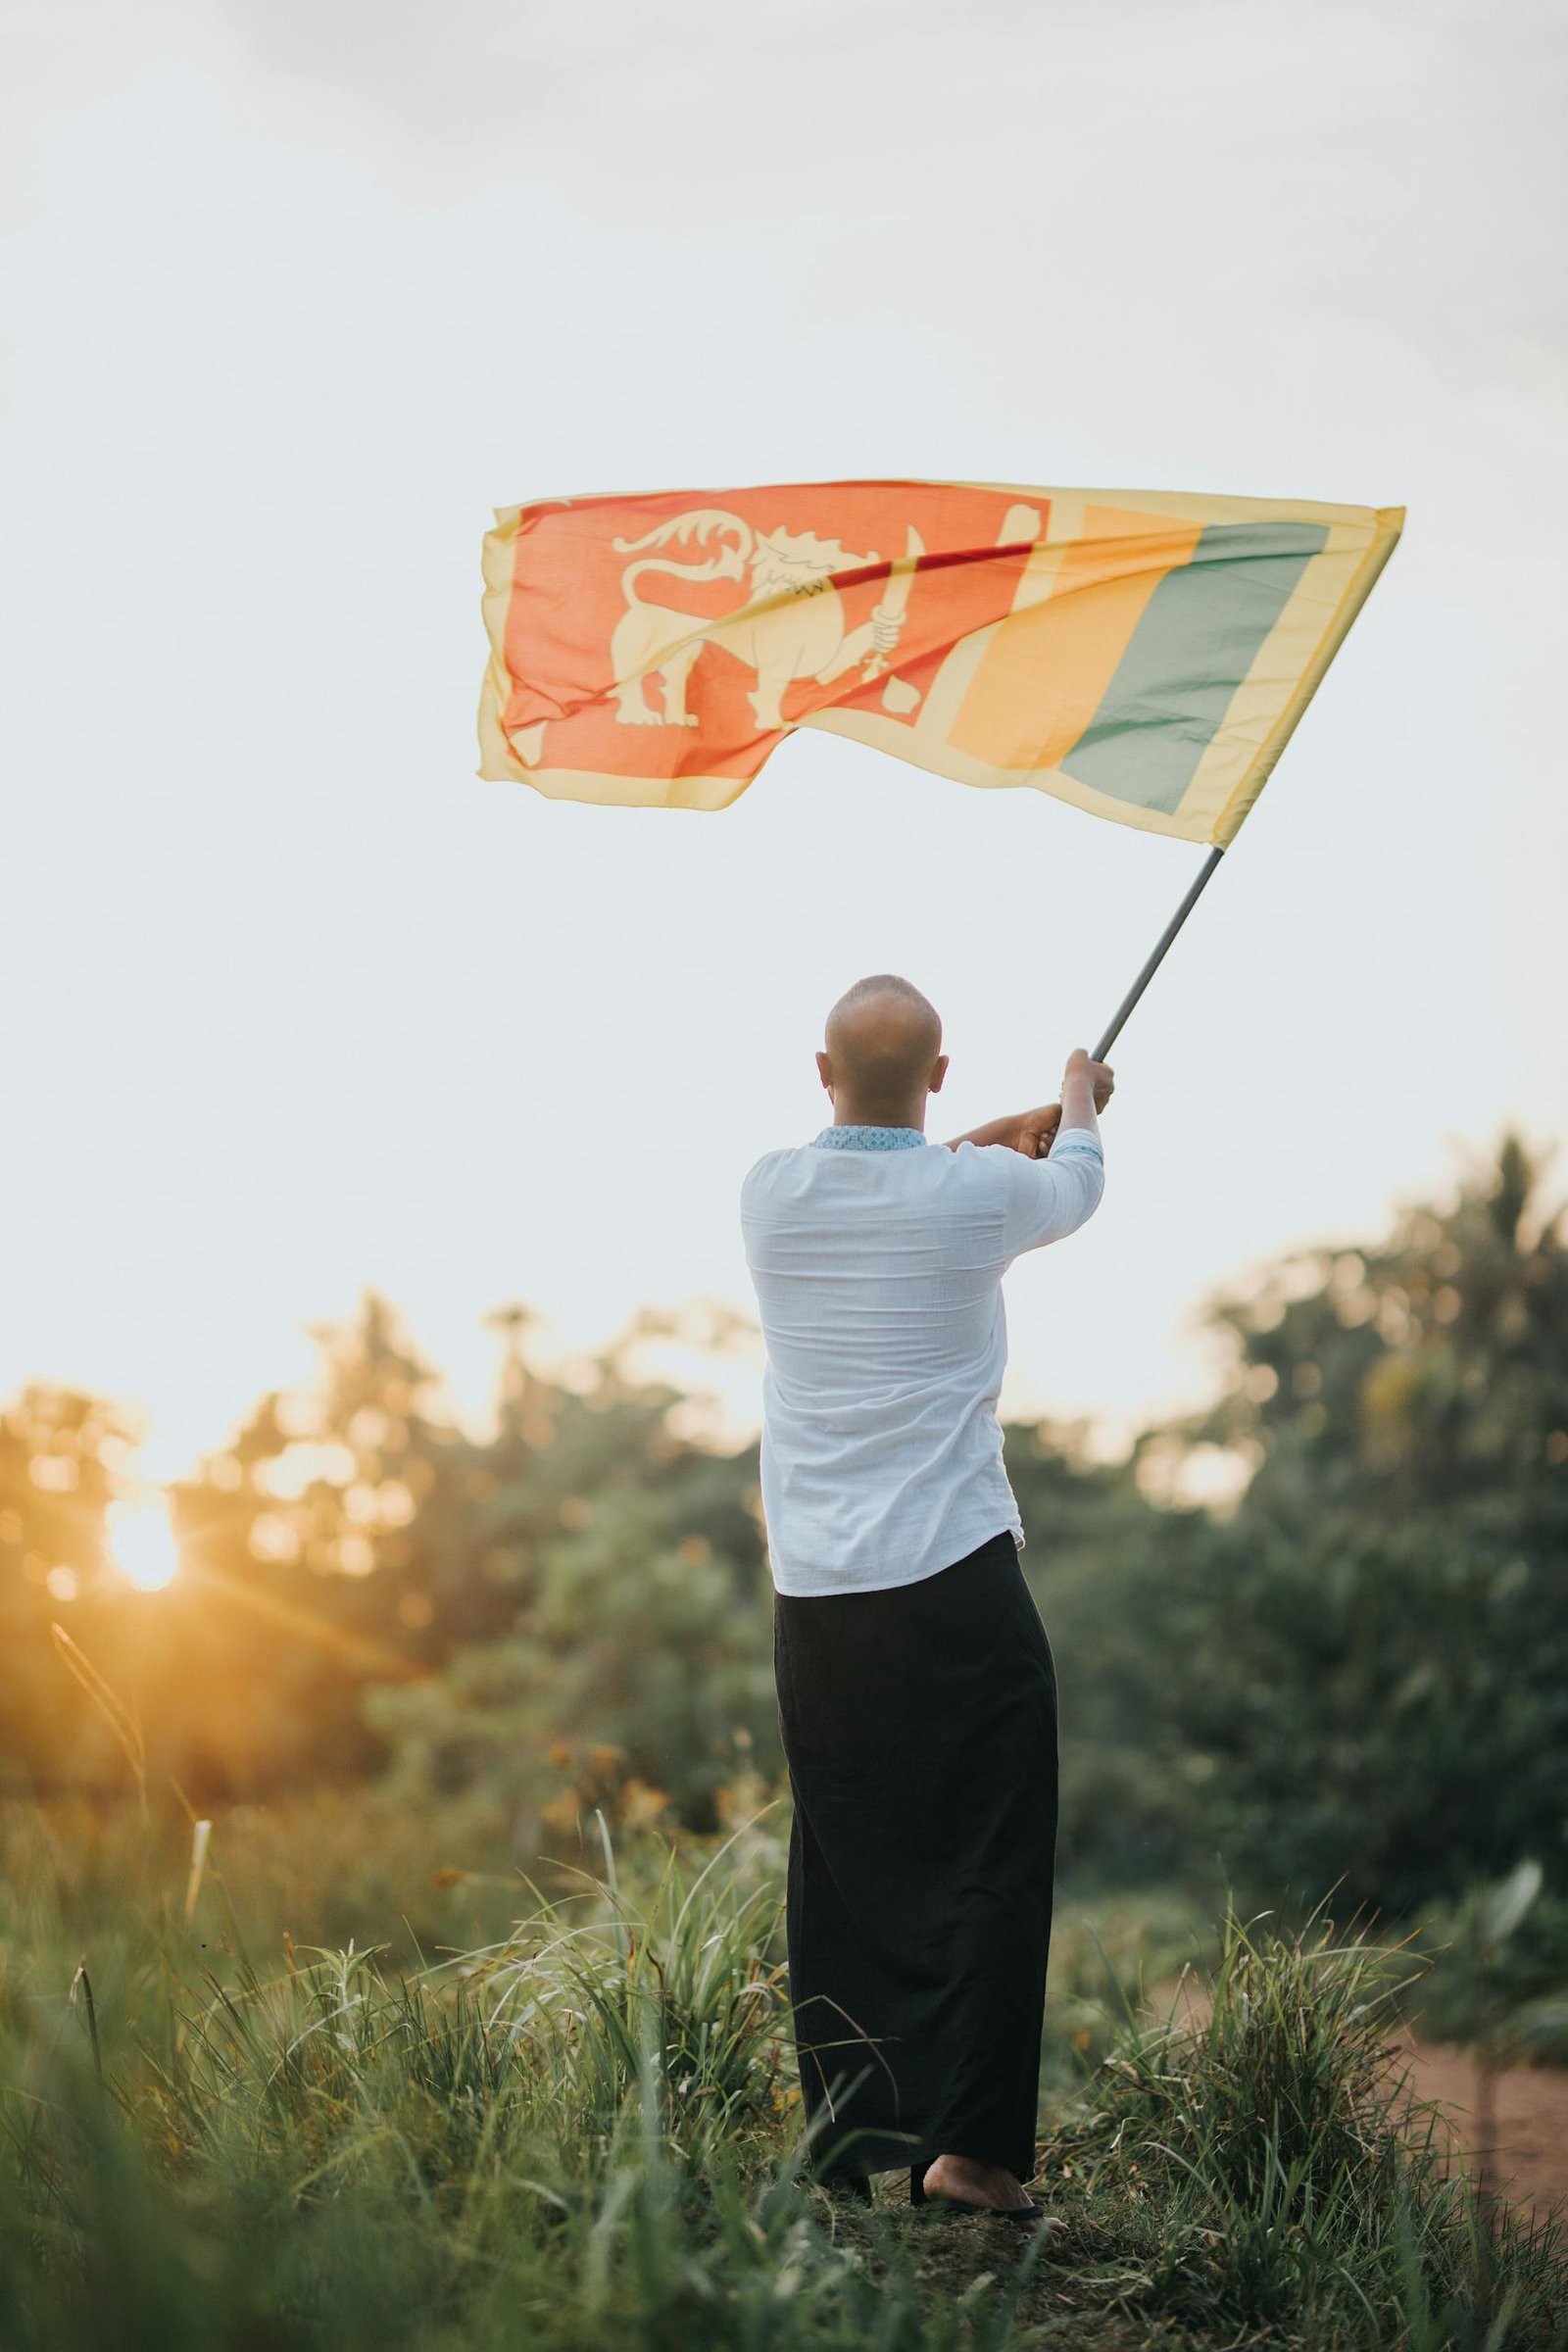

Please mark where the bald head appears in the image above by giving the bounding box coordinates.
[818,974,947,1126]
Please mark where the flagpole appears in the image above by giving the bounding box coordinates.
[1091,846,1225,1062]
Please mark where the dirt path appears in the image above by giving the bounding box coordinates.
[1398,2037,1568,2227]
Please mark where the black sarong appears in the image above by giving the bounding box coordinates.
[772,1528,1058,2185]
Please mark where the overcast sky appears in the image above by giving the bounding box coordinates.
[3,0,1564,1480]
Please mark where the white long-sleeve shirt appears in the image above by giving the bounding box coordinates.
[740,1125,1104,1595]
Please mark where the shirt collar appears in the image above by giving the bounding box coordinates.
[811,1125,928,1152]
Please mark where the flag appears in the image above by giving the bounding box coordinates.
[478,479,1401,846]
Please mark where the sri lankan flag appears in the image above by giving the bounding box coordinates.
[477,479,1401,847]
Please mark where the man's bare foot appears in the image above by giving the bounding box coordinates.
[921,2154,1036,2212]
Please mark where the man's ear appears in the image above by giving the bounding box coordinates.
[815,1050,834,1096]
[928,1054,950,1095]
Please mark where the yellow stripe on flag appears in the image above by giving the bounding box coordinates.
[947,507,1204,771]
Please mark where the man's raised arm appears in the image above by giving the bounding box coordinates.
[945,1049,1114,1158]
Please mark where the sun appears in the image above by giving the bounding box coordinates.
[110,1501,180,1592]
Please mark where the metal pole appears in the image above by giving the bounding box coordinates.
[1092,846,1225,1062]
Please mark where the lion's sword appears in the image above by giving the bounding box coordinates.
[859,525,924,685]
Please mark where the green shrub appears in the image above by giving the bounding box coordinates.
[1054,1904,1568,2345]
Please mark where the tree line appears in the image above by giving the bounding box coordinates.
[3,1136,1563,1930]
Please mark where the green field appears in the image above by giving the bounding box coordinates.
[2,1790,1564,2352]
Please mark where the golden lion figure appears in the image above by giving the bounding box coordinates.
[608,511,910,733]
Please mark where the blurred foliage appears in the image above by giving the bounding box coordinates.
[1003,1426,1220,1887]
[2,1133,1564,1946]
[0,1300,773,1838]
[1408,1869,1568,2066]
[1140,1132,1568,1914]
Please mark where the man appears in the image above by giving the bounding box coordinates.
[741,973,1111,2225]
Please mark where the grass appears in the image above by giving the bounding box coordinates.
[1048,1905,1565,2345]
[0,1796,1564,2349]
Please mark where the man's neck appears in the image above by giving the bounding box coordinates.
[829,1103,927,1133]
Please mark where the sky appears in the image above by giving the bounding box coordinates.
[3,0,1565,1482]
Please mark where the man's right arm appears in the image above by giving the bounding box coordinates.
[996,1048,1113,1256]
[1056,1047,1111,1151]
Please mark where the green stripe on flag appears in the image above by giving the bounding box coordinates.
[1057,520,1330,812]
